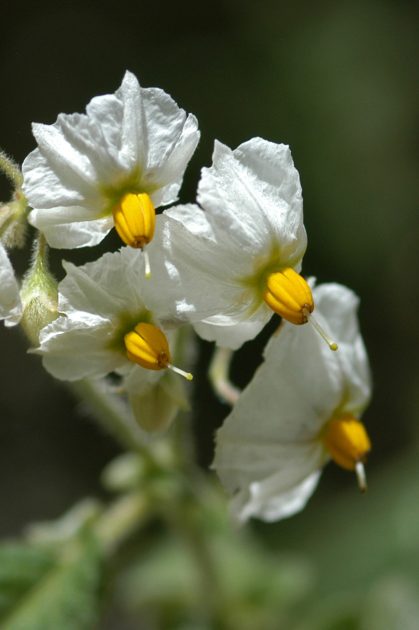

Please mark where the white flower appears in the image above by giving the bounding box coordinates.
[161,137,319,350]
[35,246,191,431]
[0,242,22,326]
[23,71,200,252]
[213,282,372,523]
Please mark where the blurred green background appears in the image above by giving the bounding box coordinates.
[0,0,418,627]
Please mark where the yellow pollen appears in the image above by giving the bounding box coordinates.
[124,322,193,380]
[112,192,156,250]
[322,415,371,491]
[263,268,338,351]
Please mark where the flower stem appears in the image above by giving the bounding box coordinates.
[160,481,221,625]
[69,377,155,464]
[94,491,150,556]
[208,346,240,405]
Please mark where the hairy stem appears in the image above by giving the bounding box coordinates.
[0,149,23,189]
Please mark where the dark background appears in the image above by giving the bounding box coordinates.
[0,0,418,616]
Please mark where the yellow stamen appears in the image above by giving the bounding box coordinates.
[112,193,156,276]
[263,268,338,350]
[322,415,371,491]
[263,267,314,325]
[124,322,192,380]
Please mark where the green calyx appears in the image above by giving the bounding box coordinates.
[20,234,58,346]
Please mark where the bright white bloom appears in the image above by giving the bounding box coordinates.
[161,137,317,350]
[23,71,200,252]
[36,246,191,431]
[0,242,21,326]
[213,282,372,523]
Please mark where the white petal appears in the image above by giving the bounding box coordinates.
[34,245,175,383]
[29,214,114,249]
[58,248,147,319]
[116,70,148,172]
[198,138,306,261]
[23,120,98,206]
[127,85,199,194]
[160,139,307,341]
[24,86,139,209]
[232,470,322,523]
[221,321,344,446]
[23,71,200,250]
[0,244,21,325]
[213,281,371,523]
[87,77,137,174]
[146,111,200,207]
[38,314,124,380]
[193,315,270,350]
[161,208,258,323]
[313,283,372,413]
[213,292,351,523]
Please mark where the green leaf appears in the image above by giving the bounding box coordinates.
[1,535,103,630]
[0,544,55,618]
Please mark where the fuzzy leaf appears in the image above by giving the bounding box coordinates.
[0,544,55,618]
[1,535,102,630]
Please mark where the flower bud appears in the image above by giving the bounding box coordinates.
[0,195,28,249]
[20,237,58,345]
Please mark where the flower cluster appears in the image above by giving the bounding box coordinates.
[0,71,372,521]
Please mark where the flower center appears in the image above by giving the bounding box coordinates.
[124,322,193,380]
[263,268,338,351]
[322,415,371,491]
[112,193,156,277]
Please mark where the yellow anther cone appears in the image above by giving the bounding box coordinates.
[263,267,313,325]
[322,416,371,471]
[124,322,193,380]
[113,193,156,249]
[124,322,170,371]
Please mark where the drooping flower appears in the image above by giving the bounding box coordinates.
[0,242,21,326]
[161,138,335,350]
[213,282,372,523]
[35,246,192,431]
[22,71,200,266]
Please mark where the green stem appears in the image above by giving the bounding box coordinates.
[33,231,48,267]
[94,491,150,556]
[161,498,221,625]
[68,331,222,619]
[69,378,155,463]
[161,421,223,624]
